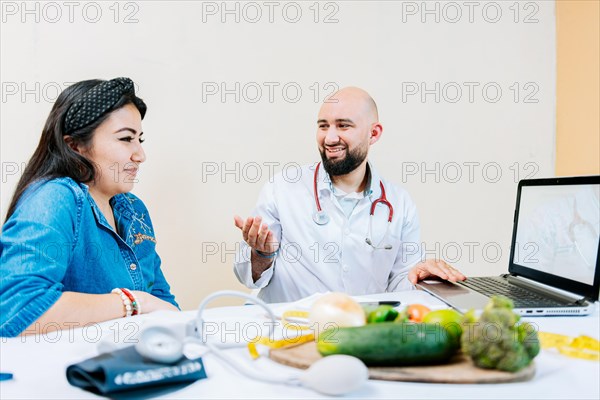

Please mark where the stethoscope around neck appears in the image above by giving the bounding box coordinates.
[312,162,394,250]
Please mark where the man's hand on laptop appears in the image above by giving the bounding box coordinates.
[408,259,466,284]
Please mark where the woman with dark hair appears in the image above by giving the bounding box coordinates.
[1,77,179,337]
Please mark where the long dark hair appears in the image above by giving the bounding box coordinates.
[5,79,145,221]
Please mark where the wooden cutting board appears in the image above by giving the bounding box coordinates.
[269,341,535,384]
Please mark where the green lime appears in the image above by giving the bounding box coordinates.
[422,309,463,344]
[367,305,399,323]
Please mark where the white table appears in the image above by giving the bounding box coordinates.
[1,291,599,399]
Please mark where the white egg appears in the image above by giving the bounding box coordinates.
[299,355,369,396]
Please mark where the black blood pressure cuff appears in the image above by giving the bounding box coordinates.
[66,346,207,398]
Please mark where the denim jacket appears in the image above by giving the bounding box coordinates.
[0,177,178,337]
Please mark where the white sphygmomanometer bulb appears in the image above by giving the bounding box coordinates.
[298,355,369,396]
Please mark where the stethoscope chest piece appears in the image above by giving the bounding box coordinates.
[313,210,330,225]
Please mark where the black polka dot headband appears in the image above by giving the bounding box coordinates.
[63,77,146,134]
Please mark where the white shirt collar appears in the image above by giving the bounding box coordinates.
[316,161,382,199]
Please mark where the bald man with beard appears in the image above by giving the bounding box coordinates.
[233,87,465,303]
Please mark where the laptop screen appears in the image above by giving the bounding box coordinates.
[510,176,600,300]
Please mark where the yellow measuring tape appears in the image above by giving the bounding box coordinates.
[247,310,313,359]
[539,332,600,361]
[247,332,315,359]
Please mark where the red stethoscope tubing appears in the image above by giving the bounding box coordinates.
[313,162,324,214]
[371,181,394,223]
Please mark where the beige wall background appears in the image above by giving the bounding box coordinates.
[1,1,560,309]
[556,0,600,176]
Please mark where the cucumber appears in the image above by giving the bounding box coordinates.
[317,322,458,366]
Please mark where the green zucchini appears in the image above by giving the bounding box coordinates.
[317,322,458,366]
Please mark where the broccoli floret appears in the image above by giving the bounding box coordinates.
[484,295,515,311]
[480,307,519,326]
[495,346,531,372]
[517,322,541,359]
[461,295,540,372]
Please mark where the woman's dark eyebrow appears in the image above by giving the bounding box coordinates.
[114,127,138,135]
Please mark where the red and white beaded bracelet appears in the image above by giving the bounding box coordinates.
[120,288,141,316]
[111,288,133,317]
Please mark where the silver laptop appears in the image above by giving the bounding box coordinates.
[418,175,600,316]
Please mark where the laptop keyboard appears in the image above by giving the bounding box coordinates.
[458,276,571,308]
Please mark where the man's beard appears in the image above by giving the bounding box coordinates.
[319,143,368,176]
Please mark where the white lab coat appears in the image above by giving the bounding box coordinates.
[233,162,423,303]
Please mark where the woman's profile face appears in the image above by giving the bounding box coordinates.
[80,103,146,198]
